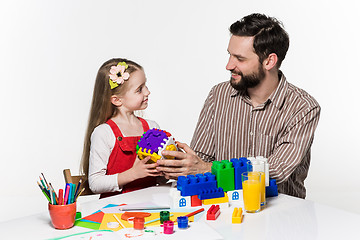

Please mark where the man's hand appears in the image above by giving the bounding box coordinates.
[156,141,212,179]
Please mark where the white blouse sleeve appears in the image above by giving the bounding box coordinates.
[145,119,160,129]
[88,124,121,194]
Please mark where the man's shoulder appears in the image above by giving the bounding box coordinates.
[286,82,320,109]
[210,81,233,95]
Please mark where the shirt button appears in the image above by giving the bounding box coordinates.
[117,136,122,141]
[250,132,254,135]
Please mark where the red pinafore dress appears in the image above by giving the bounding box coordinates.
[100,118,157,198]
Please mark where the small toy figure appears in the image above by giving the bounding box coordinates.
[136,128,178,163]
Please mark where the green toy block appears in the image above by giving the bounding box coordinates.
[211,160,235,192]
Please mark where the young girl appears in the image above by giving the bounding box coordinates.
[81,58,161,198]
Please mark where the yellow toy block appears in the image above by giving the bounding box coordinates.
[232,207,243,224]
[202,192,229,205]
[137,147,161,163]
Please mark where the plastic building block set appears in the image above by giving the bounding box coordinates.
[136,128,178,163]
[172,156,279,224]
[137,129,279,227]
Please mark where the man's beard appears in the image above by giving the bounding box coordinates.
[230,64,265,94]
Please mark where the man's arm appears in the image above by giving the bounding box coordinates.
[156,142,212,179]
[268,105,321,184]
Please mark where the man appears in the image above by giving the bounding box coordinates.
[156,13,320,198]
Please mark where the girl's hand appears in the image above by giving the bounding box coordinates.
[130,156,162,179]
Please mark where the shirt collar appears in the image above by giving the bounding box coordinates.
[229,71,288,110]
[268,71,288,110]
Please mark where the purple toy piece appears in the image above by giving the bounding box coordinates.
[137,128,168,153]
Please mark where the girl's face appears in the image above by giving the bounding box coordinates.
[119,70,150,111]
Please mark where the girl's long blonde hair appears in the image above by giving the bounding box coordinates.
[80,58,143,178]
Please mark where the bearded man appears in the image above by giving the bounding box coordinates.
[156,13,321,198]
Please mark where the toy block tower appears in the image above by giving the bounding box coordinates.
[211,160,235,192]
[136,128,178,163]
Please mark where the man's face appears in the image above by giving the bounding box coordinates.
[226,35,265,92]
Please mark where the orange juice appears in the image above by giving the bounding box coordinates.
[242,177,261,213]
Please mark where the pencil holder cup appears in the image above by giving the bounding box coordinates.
[48,202,76,229]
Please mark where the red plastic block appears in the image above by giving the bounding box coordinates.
[191,195,202,207]
[206,205,220,220]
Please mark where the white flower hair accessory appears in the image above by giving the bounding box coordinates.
[109,62,130,89]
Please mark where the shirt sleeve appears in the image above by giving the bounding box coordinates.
[145,119,160,129]
[190,87,216,162]
[268,105,321,184]
[88,124,122,194]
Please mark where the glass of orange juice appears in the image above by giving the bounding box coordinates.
[247,160,266,206]
[241,172,261,213]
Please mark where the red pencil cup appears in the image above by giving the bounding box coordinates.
[48,202,77,229]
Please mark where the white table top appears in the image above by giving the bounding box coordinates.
[1,185,359,239]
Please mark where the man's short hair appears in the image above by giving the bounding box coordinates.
[230,13,289,68]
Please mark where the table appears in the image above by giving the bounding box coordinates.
[1,185,359,239]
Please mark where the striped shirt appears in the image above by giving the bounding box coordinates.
[190,73,320,198]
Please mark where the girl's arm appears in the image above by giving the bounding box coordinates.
[88,124,122,194]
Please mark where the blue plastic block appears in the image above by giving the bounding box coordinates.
[266,178,278,197]
[230,157,249,190]
[198,187,225,200]
[177,172,217,197]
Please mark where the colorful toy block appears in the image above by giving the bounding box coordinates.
[232,207,243,224]
[231,157,249,190]
[170,188,191,208]
[198,187,224,200]
[227,190,244,207]
[265,178,278,197]
[191,195,202,207]
[177,172,217,197]
[206,205,220,220]
[136,128,178,163]
[211,160,235,192]
[202,192,229,205]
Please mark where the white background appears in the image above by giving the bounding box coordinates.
[1,0,359,222]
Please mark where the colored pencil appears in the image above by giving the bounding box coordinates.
[75,188,85,201]
[39,177,47,190]
[50,187,53,204]
[41,172,50,189]
[41,188,51,203]
[52,190,57,205]
[49,183,58,199]
[38,182,50,198]
[74,178,82,199]
[113,214,126,229]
